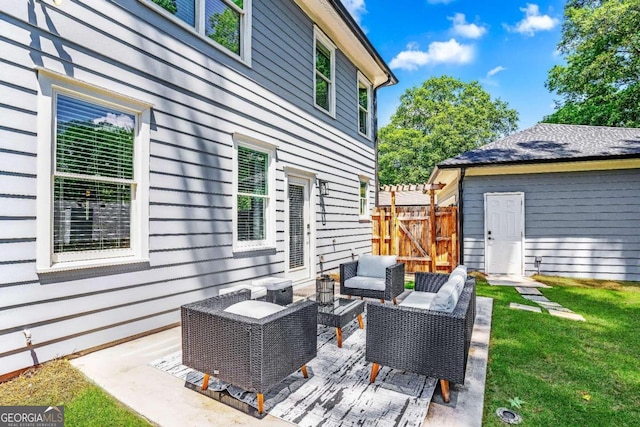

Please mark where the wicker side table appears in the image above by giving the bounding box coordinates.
[317,297,365,347]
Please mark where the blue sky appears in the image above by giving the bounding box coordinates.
[340,0,567,130]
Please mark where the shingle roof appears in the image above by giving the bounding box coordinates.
[438,123,640,168]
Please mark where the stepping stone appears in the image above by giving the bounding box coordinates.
[547,306,574,313]
[535,301,564,309]
[510,303,542,313]
[515,287,543,296]
[548,309,585,321]
[522,295,551,303]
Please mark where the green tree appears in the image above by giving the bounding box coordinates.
[378,76,518,186]
[544,0,640,126]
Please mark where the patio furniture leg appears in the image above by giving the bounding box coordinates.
[257,393,264,414]
[370,363,381,383]
[440,379,450,403]
[202,373,210,391]
[393,297,397,305]
[357,313,364,329]
[336,327,343,348]
[301,365,308,378]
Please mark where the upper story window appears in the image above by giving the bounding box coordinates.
[359,177,369,218]
[233,136,276,251]
[314,27,336,117]
[149,0,252,62]
[36,70,151,272]
[357,74,372,138]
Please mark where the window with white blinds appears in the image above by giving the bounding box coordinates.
[36,70,150,272]
[288,184,305,269]
[234,141,274,250]
[149,0,251,60]
[53,95,136,258]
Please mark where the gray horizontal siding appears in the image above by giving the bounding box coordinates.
[0,0,375,375]
[462,169,640,280]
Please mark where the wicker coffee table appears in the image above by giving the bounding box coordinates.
[317,297,365,348]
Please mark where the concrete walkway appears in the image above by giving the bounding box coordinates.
[71,286,493,427]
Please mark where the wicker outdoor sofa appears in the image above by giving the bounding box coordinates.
[181,289,318,413]
[340,255,405,304]
[365,270,476,402]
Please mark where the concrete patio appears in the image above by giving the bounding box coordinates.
[71,284,492,427]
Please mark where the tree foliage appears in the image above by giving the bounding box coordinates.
[544,0,640,126]
[378,76,518,186]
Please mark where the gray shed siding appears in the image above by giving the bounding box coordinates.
[462,169,640,280]
[0,0,376,375]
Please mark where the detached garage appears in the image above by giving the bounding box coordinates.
[429,123,640,281]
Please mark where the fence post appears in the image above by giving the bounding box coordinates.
[429,189,437,272]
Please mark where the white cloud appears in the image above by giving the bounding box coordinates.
[93,113,134,129]
[487,65,506,77]
[389,39,474,71]
[508,4,559,36]
[340,0,367,24]
[449,13,487,39]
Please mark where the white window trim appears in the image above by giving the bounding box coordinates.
[358,175,371,220]
[140,0,252,66]
[232,134,277,252]
[313,26,336,118]
[357,72,372,139]
[36,68,151,273]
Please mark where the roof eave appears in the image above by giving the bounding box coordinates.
[295,0,397,87]
[438,152,640,169]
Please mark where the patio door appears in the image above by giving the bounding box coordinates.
[485,192,524,275]
[287,176,312,282]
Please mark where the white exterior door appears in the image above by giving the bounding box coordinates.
[287,176,312,282]
[485,192,524,275]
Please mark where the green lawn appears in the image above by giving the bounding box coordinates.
[476,274,640,426]
[0,359,152,427]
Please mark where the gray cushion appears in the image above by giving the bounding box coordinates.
[223,300,285,319]
[430,275,465,313]
[399,291,437,309]
[357,254,397,278]
[344,276,385,291]
[449,265,468,292]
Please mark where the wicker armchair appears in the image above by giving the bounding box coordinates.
[339,255,405,304]
[181,290,318,413]
[365,272,476,402]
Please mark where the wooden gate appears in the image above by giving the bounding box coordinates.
[371,205,458,273]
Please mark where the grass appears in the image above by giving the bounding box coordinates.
[476,274,640,426]
[0,359,152,426]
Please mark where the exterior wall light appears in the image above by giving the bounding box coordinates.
[319,180,329,196]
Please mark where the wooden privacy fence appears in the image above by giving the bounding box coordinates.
[372,205,459,274]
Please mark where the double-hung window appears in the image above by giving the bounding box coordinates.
[149,0,251,62]
[314,27,336,117]
[36,70,151,272]
[357,74,372,138]
[359,177,369,219]
[233,136,276,251]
